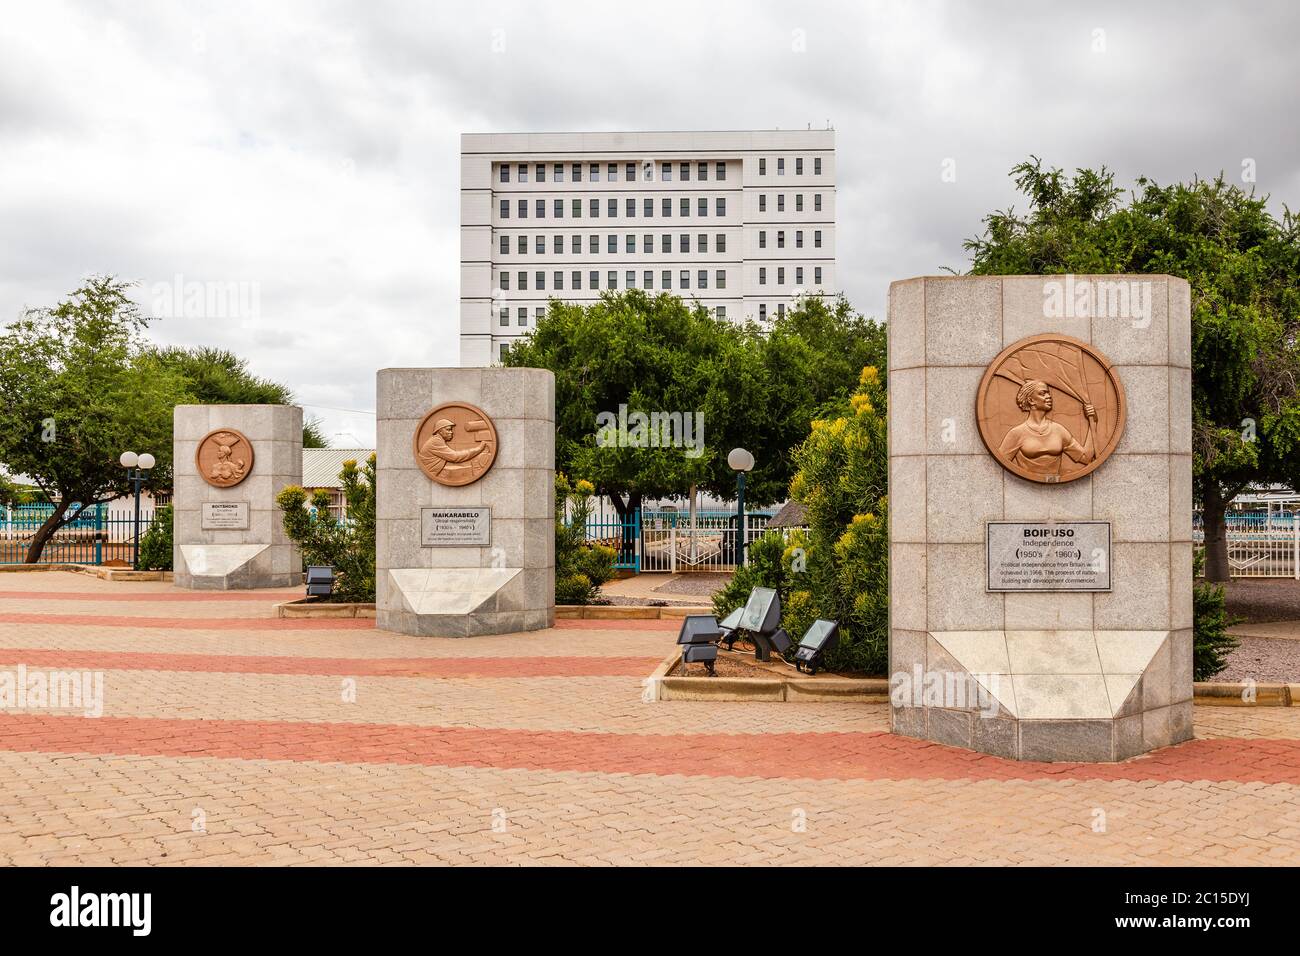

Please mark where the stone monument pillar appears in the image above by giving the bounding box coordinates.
[173,404,303,589]
[888,275,1193,761]
[375,367,555,637]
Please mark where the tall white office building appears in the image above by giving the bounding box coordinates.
[459,130,836,365]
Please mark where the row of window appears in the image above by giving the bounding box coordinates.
[500,161,729,184]
[757,156,821,176]
[496,264,822,294]
[496,229,823,256]
[499,196,734,220]
[758,193,823,212]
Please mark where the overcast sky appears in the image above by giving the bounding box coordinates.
[3,0,1297,447]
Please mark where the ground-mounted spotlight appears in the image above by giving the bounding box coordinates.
[739,586,784,662]
[676,614,723,675]
[793,619,839,675]
[718,607,744,650]
[305,565,336,598]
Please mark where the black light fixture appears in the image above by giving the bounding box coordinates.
[793,619,839,675]
[718,607,744,650]
[739,586,788,662]
[118,451,155,570]
[305,565,336,597]
[676,614,723,675]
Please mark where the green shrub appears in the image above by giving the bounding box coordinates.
[555,474,617,605]
[275,455,376,602]
[712,529,787,616]
[137,504,173,571]
[1193,548,1239,680]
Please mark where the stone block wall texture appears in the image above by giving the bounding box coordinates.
[375,367,556,637]
[888,275,1193,761]
[173,404,303,589]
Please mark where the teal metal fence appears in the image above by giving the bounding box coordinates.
[1,504,154,565]
[581,508,776,572]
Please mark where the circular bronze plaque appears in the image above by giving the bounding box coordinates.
[196,428,255,488]
[976,334,1126,484]
[413,402,498,487]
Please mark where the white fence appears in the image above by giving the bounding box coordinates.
[1194,512,1300,579]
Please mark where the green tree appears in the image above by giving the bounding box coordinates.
[275,455,376,602]
[0,277,186,562]
[138,504,173,572]
[965,158,1300,582]
[152,345,328,447]
[503,290,883,516]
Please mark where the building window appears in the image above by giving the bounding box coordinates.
[777,230,785,249]
[499,199,509,218]
[759,158,766,175]
[554,198,564,218]
[572,270,582,289]
[759,303,767,321]
[644,270,653,288]
[589,198,599,217]
[499,307,508,326]
[607,163,617,181]
[814,157,822,175]
[517,307,527,325]
[517,199,527,218]
[759,231,766,249]
[499,164,509,183]
[499,343,508,360]
[535,306,544,322]
[662,197,671,217]
[536,163,545,182]
[644,197,653,217]
[499,272,510,290]
[814,230,822,248]
[572,163,582,182]
[518,164,528,183]
[626,270,635,288]
[518,271,527,290]
[607,235,617,253]
[679,234,689,252]
[554,235,563,253]
[554,271,564,290]
[796,266,804,285]
[608,270,617,289]
[572,198,582,218]
[608,198,617,218]
[625,162,636,181]
[626,233,636,252]
[655,269,668,288]
[589,163,600,182]
[796,194,803,212]
[535,236,544,254]
[777,157,785,175]
[535,199,544,218]
[759,194,766,212]
[571,233,580,252]
[680,162,690,181]
[680,270,690,289]
[499,235,508,255]
[661,233,671,251]
[697,233,707,252]
[778,194,785,212]
[698,270,708,289]
[698,197,707,217]
[698,161,708,181]
[716,305,726,319]
[796,157,803,175]
[716,233,726,252]
[517,235,526,254]
[716,161,726,180]
[815,266,822,284]
[589,270,599,289]
[814,193,822,211]
[643,232,653,252]
[536,270,545,290]
[662,164,672,181]
[680,197,689,217]
[716,197,726,216]
[716,269,726,289]
[796,230,803,248]
[626,198,635,217]
[589,235,598,254]
[777,303,786,317]
[553,163,564,182]
[777,267,785,285]
[759,267,767,285]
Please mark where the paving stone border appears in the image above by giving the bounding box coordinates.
[276,597,376,619]
[0,564,173,582]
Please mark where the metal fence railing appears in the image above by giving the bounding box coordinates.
[580,509,775,572]
[1,504,155,565]
[1193,510,1300,579]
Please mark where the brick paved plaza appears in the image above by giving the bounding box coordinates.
[1,571,1298,866]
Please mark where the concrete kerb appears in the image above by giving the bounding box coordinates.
[276,597,376,619]
[0,564,173,582]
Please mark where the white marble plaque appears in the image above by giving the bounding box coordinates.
[421,507,491,547]
[987,521,1111,591]
[201,501,250,530]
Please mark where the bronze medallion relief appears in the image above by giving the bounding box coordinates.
[196,428,255,488]
[414,402,498,487]
[976,334,1126,484]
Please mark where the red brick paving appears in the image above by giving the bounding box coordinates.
[0,590,304,603]
[0,611,374,630]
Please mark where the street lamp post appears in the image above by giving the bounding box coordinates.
[727,447,755,566]
[119,451,155,570]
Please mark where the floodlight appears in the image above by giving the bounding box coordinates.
[305,565,336,597]
[718,607,744,650]
[677,614,723,676]
[793,619,839,675]
[739,586,780,635]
